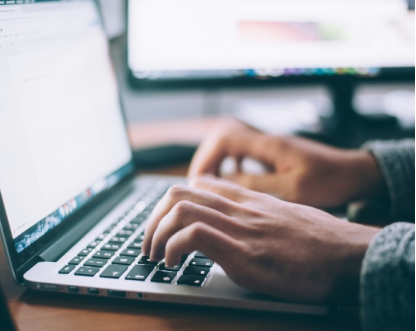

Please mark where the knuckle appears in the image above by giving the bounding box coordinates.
[270,135,289,152]
[188,222,207,241]
[167,184,188,200]
[189,176,207,189]
[211,132,228,147]
[172,200,193,219]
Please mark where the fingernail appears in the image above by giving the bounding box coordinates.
[149,253,161,262]
[165,259,178,268]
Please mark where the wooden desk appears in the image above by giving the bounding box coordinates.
[0,120,361,331]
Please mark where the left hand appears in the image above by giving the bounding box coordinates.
[143,176,379,303]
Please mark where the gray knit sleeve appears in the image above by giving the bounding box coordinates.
[362,139,415,220]
[360,222,415,331]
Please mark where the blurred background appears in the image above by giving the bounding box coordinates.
[98,0,415,168]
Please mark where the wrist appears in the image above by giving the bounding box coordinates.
[344,150,388,201]
[332,224,380,303]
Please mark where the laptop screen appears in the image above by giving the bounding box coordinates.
[0,0,133,254]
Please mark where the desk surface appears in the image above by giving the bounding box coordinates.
[0,123,362,330]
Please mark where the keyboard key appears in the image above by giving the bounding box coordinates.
[108,236,127,244]
[112,256,135,265]
[147,201,157,209]
[194,251,207,258]
[137,256,159,265]
[59,265,75,274]
[177,275,205,287]
[102,243,121,251]
[125,265,154,281]
[151,271,176,284]
[124,223,139,231]
[117,229,134,237]
[78,248,93,256]
[140,210,151,217]
[84,258,107,268]
[93,250,115,259]
[159,262,182,272]
[180,254,190,262]
[96,234,107,241]
[130,216,145,224]
[189,258,213,268]
[68,256,85,265]
[183,266,210,277]
[120,249,141,257]
[75,266,99,277]
[105,224,118,233]
[87,241,100,249]
[128,242,142,249]
[134,234,145,242]
[100,264,128,279]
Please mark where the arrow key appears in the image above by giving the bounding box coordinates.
[189,258,213,268]
[151,271,176,284]
[100,264,128,279]
[74,266,100,277]
[177,275,205,287]
[125,265,155,281]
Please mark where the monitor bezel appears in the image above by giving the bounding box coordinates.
[126,0,415,90]
[0,0,136,283]
[127,66,415,90]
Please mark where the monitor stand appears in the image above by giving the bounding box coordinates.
[330,78,399,131]
[300,77,412,149]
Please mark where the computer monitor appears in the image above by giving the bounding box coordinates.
[128,0,414,88]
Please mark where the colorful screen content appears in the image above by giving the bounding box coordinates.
[128,0,414,81]
[0,1,133,253]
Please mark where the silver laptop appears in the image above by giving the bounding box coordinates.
[0,0,328,315]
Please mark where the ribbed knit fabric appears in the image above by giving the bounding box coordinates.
[359,140,415,331]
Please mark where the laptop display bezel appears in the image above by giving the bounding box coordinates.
[0,0,137,284]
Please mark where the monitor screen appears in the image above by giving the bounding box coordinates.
[128,0,414,82]
[0,0,133,254]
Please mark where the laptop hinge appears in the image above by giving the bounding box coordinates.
[38,182,133,263]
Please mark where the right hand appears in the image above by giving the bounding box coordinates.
[143,176,379,303]
[188,119,386,208]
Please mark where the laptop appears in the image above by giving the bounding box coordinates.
[0,0,328,315]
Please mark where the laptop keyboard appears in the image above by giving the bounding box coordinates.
[58,181,214,288]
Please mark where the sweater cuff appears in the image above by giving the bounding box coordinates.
[362,140,415,219]
[360,222,415,331]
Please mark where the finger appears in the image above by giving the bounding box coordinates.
[188,130,274,178]
[164,222,242,268]
[189,175,254,203]
[142,184,238,255]
[149,201,242,261]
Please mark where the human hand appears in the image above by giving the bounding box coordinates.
[188,119,386,208]
[143,176,379,303]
